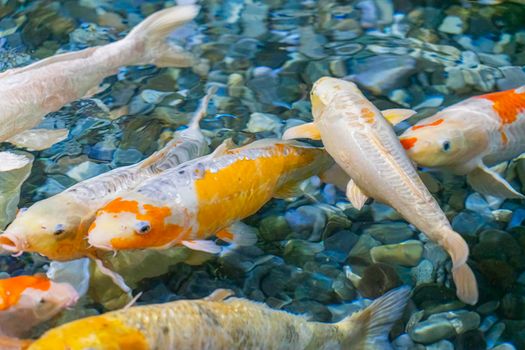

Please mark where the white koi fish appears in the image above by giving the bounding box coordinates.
[0,5,198,149]
[399,86,525,199]
[87,139,334,253]
[283,77,478,305]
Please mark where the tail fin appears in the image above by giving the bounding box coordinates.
[188,86,218,130]
[124,5,199,67]
[338,286,410,349]
[441,230,479,305]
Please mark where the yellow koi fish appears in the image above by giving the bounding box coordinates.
[283,77,478,305]
[0,87,215,262]
[400,86,525,199]
[0,5,197,149]
[29,286,410,350]
[87,139,334,253]
[0,275,78,338]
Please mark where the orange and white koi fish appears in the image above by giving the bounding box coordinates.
[29,286,410,350]
[400,86,525,199]
[283,77,478,305]
[0,5,197,150]
[87,139,334,253]
[0,275,78,338]
[0,87,215,262]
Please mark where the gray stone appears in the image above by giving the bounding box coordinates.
[409,311,480,344]
[364,222,414,244]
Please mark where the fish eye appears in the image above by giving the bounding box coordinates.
[53,224,65,235]
[442,141,451,152]
[134,221,151,235]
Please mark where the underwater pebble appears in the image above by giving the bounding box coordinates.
[438,16,465,35]
[370,240,423,267]
[426,340,454,350]
[66,161,111,182]
[245,112,283,136]
[357,263,402,298]
[364,222,414,244]
[409,311,480,344]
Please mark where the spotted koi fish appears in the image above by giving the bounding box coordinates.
[400,86,525,199]
[28,287,410,350]
[283,77,478,305]
[0,275,78,338]
[0,5,197,150]
[0,87,215,262]
[87,139,334,252]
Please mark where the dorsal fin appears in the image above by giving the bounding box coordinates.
[210,138,236,158]
[0,48,97,79]
[205,289,235,301]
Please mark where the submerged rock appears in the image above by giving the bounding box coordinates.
[409,310,481,344]
[370,240,423,267]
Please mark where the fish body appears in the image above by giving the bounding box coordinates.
[87,139,333,251]
[0,5,197,146]
[283,77,477,305]
[400,86,525,199]
[28,287,410,350]
[0,87,213,261]
[0,275,78,338]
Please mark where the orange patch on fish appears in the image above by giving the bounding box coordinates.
[478,88,525,125]
[400,137,418,150]
[0,276,51,311]
[411,119,444,130]
[98,197,140,215]
[361,108,375,124]
[103,201,184,250]
[216,229,234,242]
[194,144,321,237]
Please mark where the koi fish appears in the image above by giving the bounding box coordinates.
[399,86,525,199]
[0,275,78,338]
[0,87,215,262]
[283,77,478,305]
[0,5,197,149]
[28,286,410,350]
[87,139,334,253]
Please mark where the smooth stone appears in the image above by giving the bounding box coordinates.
[426,340,454,350]
[66,161,110,182]
[411,259,435,285]
[294,272,335,303]
[324,230,359,255]
[423,242,449,267]
[409,311,480,344]
[479,315,498,332]
[258,215,291,241]
[451,211,487,239]
[283,239,324,266]
[392,334,416,350]
[465,193,492,217]
[245,112,282,136]
[412,284,457,309]
[476,300,500,315]
[371,240,423,267]
[485,322,506,349]
[508,208,525,230]
[332,272,356,301]
[348,234,381,264]
[357,263,402,299]
[492,209,513,223]
[491,344,516,350]
[454,330,487,350]
[478,259,516,292]
[501,293,525,319]
[364,222,414,244]
[285,205,326,240]
[438,16,465,35]
[370,202,403,222]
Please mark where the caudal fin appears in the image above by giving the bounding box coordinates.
[441,230,479,305]
[124,5,199,67]
[338,286,411,349]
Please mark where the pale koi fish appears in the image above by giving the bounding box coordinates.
[400,86,525,199]
[0,275,78,338]
[0,87,215,262]
[29,286,410,350]
[283,77,478,305]
[0,5,198,150]
[87,139,334,253]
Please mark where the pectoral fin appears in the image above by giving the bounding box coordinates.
[7,128,69,151]
[381,109,416,125]
[94,259,131,294]
[467,164,525,199]
[346,180,369,210]
[216,222,258,246]
[282,122,321,140]
[274,180,305,199]
[181,240,222,254]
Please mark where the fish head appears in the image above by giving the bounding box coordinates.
[399,109,489,169]
[0,276,78,330]
[0,196,91,260]
[88,194,186,251]
[310,77,362,120]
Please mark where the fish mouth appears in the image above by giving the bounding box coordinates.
[0,234,22,253]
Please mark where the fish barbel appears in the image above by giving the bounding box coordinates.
[28,286,410,350]
[283,77,478,305]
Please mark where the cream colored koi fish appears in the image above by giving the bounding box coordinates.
[0,87,215,262]
[29,286,410,350]
[283,77,478,305]
[0,275,78,338]
[87,139,334,253]
[400,86,525,199]
[0,5,197,149]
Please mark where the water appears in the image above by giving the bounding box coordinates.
[1,0,525,348]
